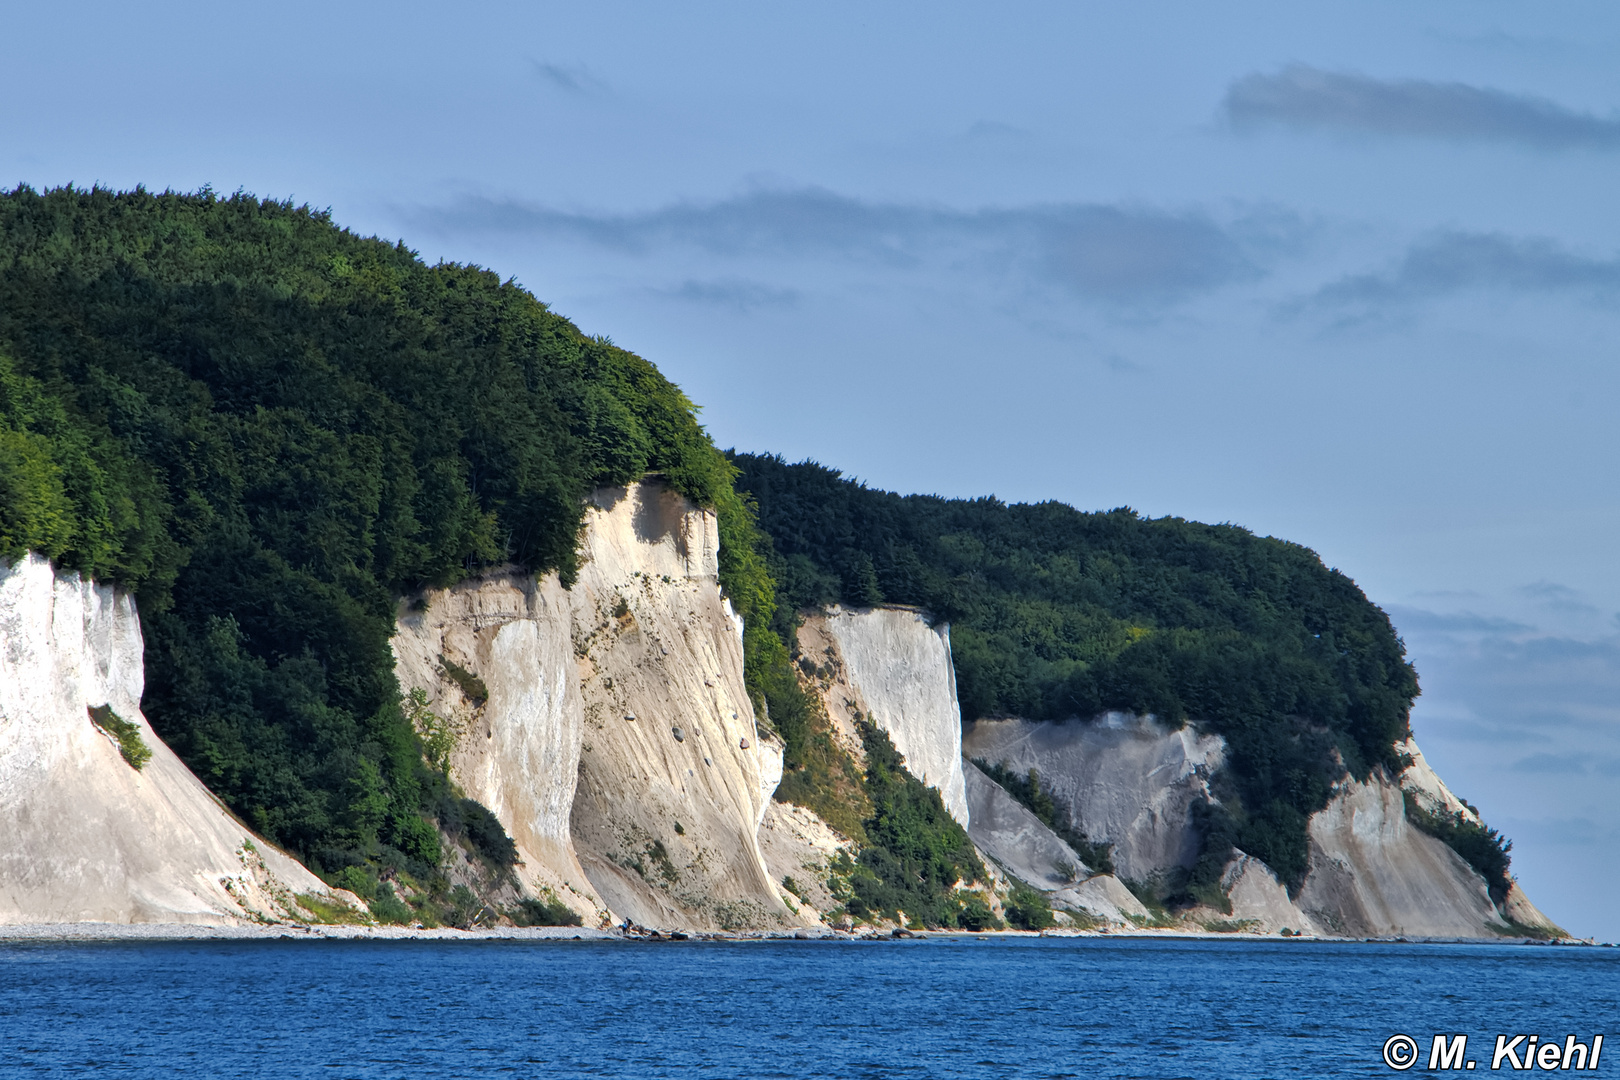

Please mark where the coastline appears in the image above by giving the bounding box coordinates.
[0,922,1601,945]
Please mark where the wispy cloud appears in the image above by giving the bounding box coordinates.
[1224,65,1620,149]
[1311,232,1620,309]
[532,60,610,96]
[1521,581,1603,617]
[652,278,798,312]
[413,187,1267,303]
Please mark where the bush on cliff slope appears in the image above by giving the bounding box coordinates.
[0,185,771,902]
[729,453,1423,891]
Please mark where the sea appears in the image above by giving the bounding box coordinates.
[1,935,1615,1078]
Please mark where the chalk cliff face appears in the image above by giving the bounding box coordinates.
[963,713,1224,882]
[390,572,606,923]
[393,481,796,932]
[565,483,794,930]
[798,606,969,827]
[964,711,1559,937]
[1298,771,1506,937]
[963,761,1085,890]
[0,554,350,925]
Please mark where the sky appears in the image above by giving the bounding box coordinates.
[5,0,1618,938]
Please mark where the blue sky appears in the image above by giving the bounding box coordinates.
[7,0,1619,938]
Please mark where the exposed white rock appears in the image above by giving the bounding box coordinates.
[962,713,1224,881]
[1297,772,1508,938]
[391,572,605,924]
[963,759,1087,890]
[0,554,351,925]
[1501,882,1563,935]
[565,482,798,931]
[1051,875,1150,924]
[756,800,854,925]
[802,606,969,826]
[1221,853,1320,935]
[1396,737,1481,824]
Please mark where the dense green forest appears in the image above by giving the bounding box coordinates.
[729,453,1425,891]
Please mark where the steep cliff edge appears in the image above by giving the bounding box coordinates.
[963,714,1223,882]
[566,483,795,931]
[796,606,968,826]
[393,481,798,932]
[1298,773,1507,937]
[390,573,606,924]
[0,554,352,924]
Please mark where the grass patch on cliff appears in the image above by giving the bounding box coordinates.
[87,705,152,770]
[439,655,489,706]
[770,653,870,842]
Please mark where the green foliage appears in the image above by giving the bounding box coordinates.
[0,353,167,580]
[438,794,519,868]
[842,720,987,928]
[368,883,414,925]
[972,760,1114,874]
[294,892,368,925]
[1004,883,1056,930]
[87,704,152,769]
[510,895,584,927]
[0,184,757,884]
[1404,792,1513,905]
[439,656,488,705]
[731,453,1421,894]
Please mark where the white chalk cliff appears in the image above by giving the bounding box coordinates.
[964,712,1561,937]
[963,713,1224,882]
[395,481,797,931]
[390,571,606,924]
[564,484,793,931]
[0,553,352,925]
[797,606,969,826]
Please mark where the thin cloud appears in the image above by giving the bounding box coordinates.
[413,188,1262,303]
[1224,65,1620,149]
[1388,605,1533,636]
[655,278,798,312]
[1312,232,1620,308]
[533,61,609,96]
[1520,581,1602,617]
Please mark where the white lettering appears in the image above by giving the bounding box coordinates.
[1538,1042,1562,1070]
[1431,1035,1468,1070]
[1495,1035,1527,1070]
[1560,1036,1587,1071]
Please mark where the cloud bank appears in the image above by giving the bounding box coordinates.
[1224,65,1620,149]
[1314,232,1620,307]
[413,188,1263,303]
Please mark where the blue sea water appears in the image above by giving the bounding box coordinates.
[0,936,1615,1078]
